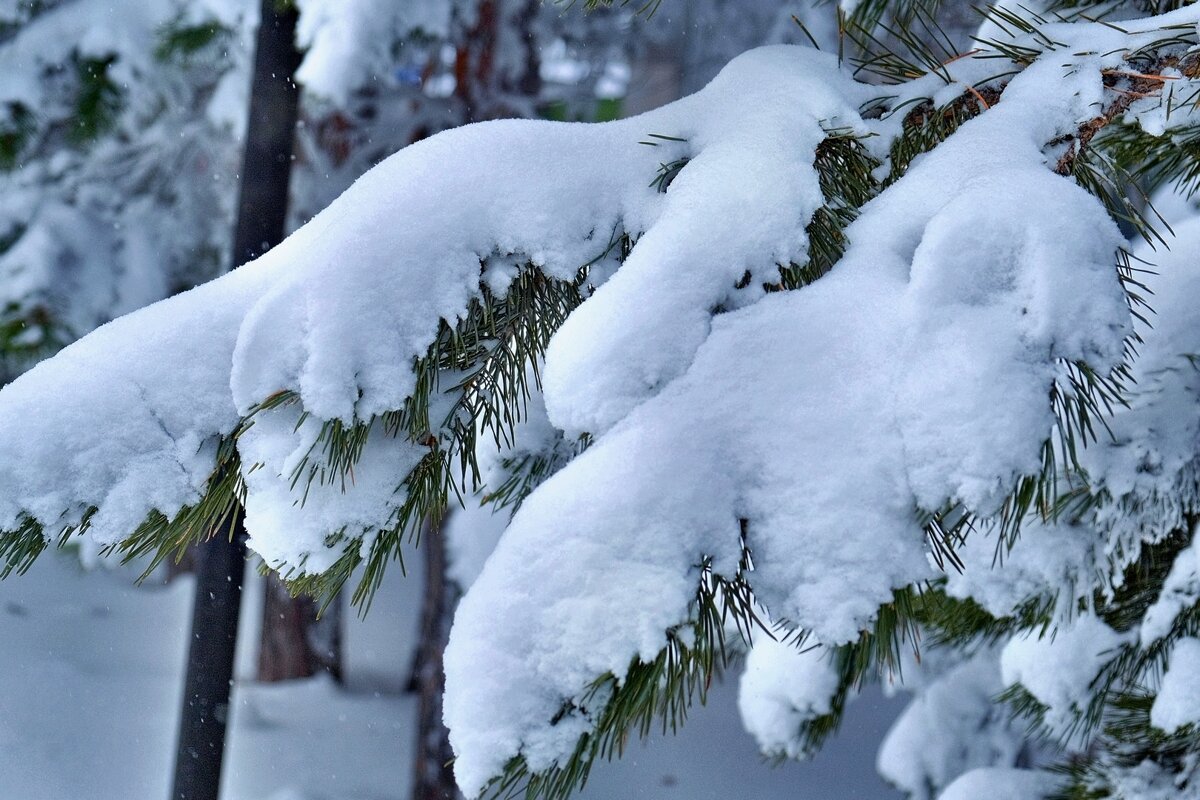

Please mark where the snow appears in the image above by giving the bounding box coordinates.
[0,0,175,108]
[1099,757,1200,800]
[0,551,904,799]
[446,39,1134,795]
[1085,218,1200,560]
[1143,541,1200,646]
[944,215,1200,635]
[0,0,248,383]
[3,7,1200,794]
[0,47,871,577]
[444,499,509,590]
[944,517,1103,621]
[877,649,1026,800]
[936,767,1057,800]
[1151,637,1200,733]
[737,636,840,760]
[239,403,426,575]
[294,0,452,105]
[540,57,871,437]
[1000,614,1130,737]
[0,552,421,800]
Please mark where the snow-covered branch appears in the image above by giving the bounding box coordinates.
[2,5,1200,796]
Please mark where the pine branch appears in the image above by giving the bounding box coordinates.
[280,262,593,609]
[484,528,765,800]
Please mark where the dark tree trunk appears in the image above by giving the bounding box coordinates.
[409,520,462,800]
[228,3,303,268]
[170,3,302,799]
[258,575,343,683]
[166,545,198,582]
[170,513,247,800]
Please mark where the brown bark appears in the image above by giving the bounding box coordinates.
[258,574,344,683]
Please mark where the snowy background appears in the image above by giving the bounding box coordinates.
[0,551,903,799]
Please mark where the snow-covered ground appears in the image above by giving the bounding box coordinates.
[0,551,902,799]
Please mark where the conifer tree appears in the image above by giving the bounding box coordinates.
[0,0,249,381]
[10,1,1200,800]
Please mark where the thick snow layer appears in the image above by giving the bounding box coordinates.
[1,11,1191,791]
[1000,614,1129,737]
[877,649,1026,800]
[948,220,1200,628]
[540,52,872,437]
[737,637,840,760]
[446,42,1132,794]
[1151,637,1200,733]
[0,48,860,566]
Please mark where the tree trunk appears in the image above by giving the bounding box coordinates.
[170,514,247,800]
[409,520,462,800]
[258,575,343,682]
[170,2,302,798]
